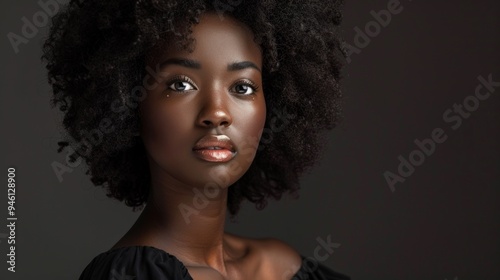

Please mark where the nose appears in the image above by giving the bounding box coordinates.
[195,89,233,128]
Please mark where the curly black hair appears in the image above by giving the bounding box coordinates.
[42,0,346,215]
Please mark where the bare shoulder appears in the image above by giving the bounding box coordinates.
[257,238,302,262]
[257,238,303,277]
[225,233,302,279]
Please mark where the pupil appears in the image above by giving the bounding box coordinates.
[176,82,185,90]
[237,85,247,93]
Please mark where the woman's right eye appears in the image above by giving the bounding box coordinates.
[168,80,196,91]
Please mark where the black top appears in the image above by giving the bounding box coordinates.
[79,246,350,280]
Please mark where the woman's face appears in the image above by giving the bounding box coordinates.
[140,13,266,191]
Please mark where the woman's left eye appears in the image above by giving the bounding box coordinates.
[233,83,257,95]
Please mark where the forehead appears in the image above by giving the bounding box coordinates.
[148,13,262,67]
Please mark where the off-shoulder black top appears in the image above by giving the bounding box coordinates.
[78,246,350,280]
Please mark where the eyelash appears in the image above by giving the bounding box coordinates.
[165,76,259,95]
[231,80,259,95]
[166,75,197,91]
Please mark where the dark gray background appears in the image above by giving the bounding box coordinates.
[1,0,499,279]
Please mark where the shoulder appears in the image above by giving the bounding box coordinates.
[257,237,304,279]
[78,246,193,280]
[256,237,302,264]
[225,233,303,279]
[226,234,351,280]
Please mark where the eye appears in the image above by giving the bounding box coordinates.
[232,81,258,95]
[168,81,195,91]
[167,76,197,92]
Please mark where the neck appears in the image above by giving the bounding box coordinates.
[127,167,231,271]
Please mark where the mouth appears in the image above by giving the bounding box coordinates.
[192,134,236,163]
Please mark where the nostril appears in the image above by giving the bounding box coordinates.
[202,120,230,127]
[198,109,232,127]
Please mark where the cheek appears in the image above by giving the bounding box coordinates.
[233,99,267,162]
[250,98,267,139]
[248,107,266,144]
[140,103,191,160]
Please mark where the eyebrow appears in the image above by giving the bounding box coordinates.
[159,58,201,69]
[227,61,261,73]
[159,58,261,72]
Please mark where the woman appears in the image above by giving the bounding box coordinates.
[43,0,349,279]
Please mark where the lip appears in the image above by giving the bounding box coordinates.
[193,134,236,162]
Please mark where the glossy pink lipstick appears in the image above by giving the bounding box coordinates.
[193,135,236,163]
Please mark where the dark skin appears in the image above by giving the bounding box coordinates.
[112,13,302,280]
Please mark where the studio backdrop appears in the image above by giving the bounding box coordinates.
[1,0,499,279]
